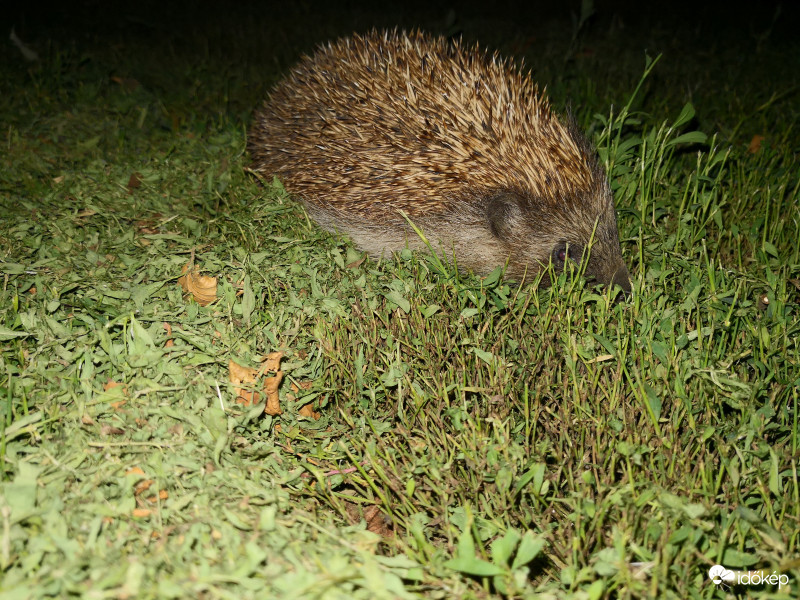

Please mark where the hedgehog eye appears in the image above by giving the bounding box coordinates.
[553,242,583,267]
[553,242,569,266]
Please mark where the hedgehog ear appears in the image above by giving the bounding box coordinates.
[487,192,524,239]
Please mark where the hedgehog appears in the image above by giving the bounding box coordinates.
[249,30,631,292]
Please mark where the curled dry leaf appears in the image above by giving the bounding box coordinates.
[178,263,217,306]
[345,502,394,538]
[262,351,284,416]
[364,505,394,537]
[345,256,366,269]
[298,403,320,419]
[135,222,158,235]
[263,351,283,373]
[103,379,128,395]
[748,134,765,154]
[135,212,164,235]
[263,371,283,416]
[111,75,141,92]
[100,424,125,436]
[229,360,261,406]
[264,371,283,416]
[135,479,154,495]
[127,172,142,193]
[127,466,169,504]
[291,381,320,419]
[290,381,312,393]
[146,490,169,503]
[229,352,284,415]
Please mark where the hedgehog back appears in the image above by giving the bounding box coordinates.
[249,30,597,220]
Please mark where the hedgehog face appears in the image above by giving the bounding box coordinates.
[486,190,630,294]
[578,205,631,295]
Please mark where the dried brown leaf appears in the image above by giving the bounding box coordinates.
[229,360,261,406]
[178,263,217,306]
[229,353,287,416]
[100,425,125,436]
[103,379,128,394]
[263,351,283,373]
[135,479,154,495]
[111,75,141,92]
[345,502,394,538]
[127,172,142,193]
[263,371,283,416]
[748,134,765,154]
[298,402,320,420]
[163,321,174,348]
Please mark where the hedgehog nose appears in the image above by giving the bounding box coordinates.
[610,266,632,301]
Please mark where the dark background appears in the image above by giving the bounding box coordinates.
[4,0,799,145]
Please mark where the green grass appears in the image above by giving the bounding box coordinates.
[1,3,799,598]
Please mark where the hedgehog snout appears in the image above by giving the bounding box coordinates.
[610,264,632,297]
[552,237,631,298]
[585,254,632,298]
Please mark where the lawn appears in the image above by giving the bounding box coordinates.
[1,1,798,598]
